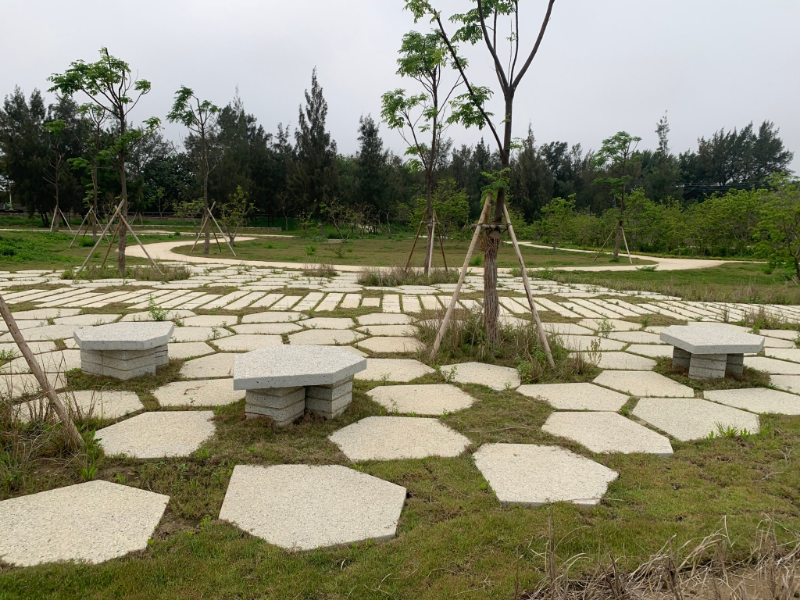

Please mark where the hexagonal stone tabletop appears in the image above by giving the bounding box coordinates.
[0,480,168,567]
[517,382,628,411]
[440,362,521,390]
[632,398,760,441]
[97,411,216,458]
[355,358,434,382]
[367,384,475,415]
[73,322,174,351]
[594,371,694,398]
[543,412,673,455]
[233,346,366,389]
[473,444,618,507]
[330,416,472,460]
[704,388,800,415]
[219,465,406,550]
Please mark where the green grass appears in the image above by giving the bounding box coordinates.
[171,236,655,269]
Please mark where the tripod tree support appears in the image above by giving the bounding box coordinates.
[0,294,84,449]
[433,210,448,271]
[430,193,493,361]
[502,204,555,368]
[404,208,427,271]
[621,227,633,264]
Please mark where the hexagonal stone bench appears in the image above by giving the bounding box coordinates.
[660,325,765,379]
[0,480,168,566]
[473,444,618,507]
[219,465,406,550]
[330,416,472,460]
[74,322,173,380]
[233,346,366,426]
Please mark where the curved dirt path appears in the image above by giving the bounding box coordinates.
[129,238,735,273]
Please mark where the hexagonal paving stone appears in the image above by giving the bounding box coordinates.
[168,341,215,360]
[440,362,521,390]
[213,334,283,352]
[0,372,66,399]
[182,315,237,327]
[367,384,475,415]
[219,465,406,550]
[704,388,800,415]
[576,351,657,371]
[171,326,233,343]
[766,349,800,362]
[11,308,81,320]
[231,323,302,335]
[594,371,693,398]
[288,329,366,346]
[241,311,305,323]
[180,353,235,379]
[0,480,169,567]
[632,398,760,441]
[542,323,595,336]
[760,329,800,341]
[608,331,665,344]
[54,314,121,326]
[0,324,82,342]
[473,444,618,507]
[770,375,800,394]
[744,357,800,375]
[517,382,628,411]
[543,412,673,455]
[357,313,413,326]
[154,379,245,407]
[17,390,143,422]
[578,319,642,332]
[763,337,796,349]
[558,336,626,351]
[625,344,675,359]
[302,317,355,330]
[356,324,418,337]
[330,416,471,460]
[1,350,81,374]
[357,336,423,354]
[97,411,215,458]
[120,310,195,322]
[355,358,434,382]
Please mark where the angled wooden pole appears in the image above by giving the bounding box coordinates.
[0,294,83,449]
[430,194,492,361]
[593,227,616,262]
[190,212,210,254]
[60,208,73,232]
[100,223,120,270]
[434,210,449,270]
[621,226,633,264]
[207,207,236,256]
[503,204,555,368]
[68,209,91,248]
[405,208,427,270]
[75,199,124,274]
[118,213,163,275]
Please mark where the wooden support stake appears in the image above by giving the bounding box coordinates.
[118,212,163,275]
[207,208,236,256]
[434,210,448,270]
[68,210,91,248]
[100,222,120,270]
[430,194,493,361]
[75,199,124,274]
[621,226,633,264]
[503,204,555,368]
[593,226,617,262]
[0,294,83,449]
[60,208,73,232]
[404,209,427,270]
[190,213,210,254]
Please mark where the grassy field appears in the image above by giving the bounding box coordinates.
[171,236,654,269]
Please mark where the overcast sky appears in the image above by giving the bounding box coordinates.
[2,0,798,170]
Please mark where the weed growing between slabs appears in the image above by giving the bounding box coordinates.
[61,264,192,282]
[357,266,460,287]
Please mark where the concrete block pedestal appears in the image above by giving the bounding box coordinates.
[74,322,174,381]
[661,325,764,381]
[245,387,306,425]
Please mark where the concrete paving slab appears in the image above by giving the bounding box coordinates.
[763,337,796,349]
[0,372,66,399]
[517,382,629,411]
[3,324,82,342]
[704,388,800,415]
[155,379,244,407]
[182,315,238,327]
[626,344,675,359]
[231,323,302,335]
[219,464,406,550]
[302,317,356,330]
[241,312,305,323]
[168,341,215,360]
[0,480,169,567]
[54,314,121,326]
[770,375,800,394]
[367,384,475,415]
[355,358,434,382]
[608,331,665,344]
[356,325,418,337]
[18,390,143,422]
[757,329,799,341]
[234,346,366,389]
[330,416,472,460]
[11,308,81,320]
[441,362,521,390]
[594,370,694,397]
[119,310,195,322]
[0,341,57,355]
[557,336,626,351]
[213,334,283,352]
[97,411,215,458]
[170,326,232,343]
[180,353,236,379]
[632,397,760,441]
[1,350,81,374]
[745,356,800,375]
[578,319,642,332]
[357,337,424,354]
[543,412,673,455]
[473,444,618,507]
[542,323,595,336]
[575,351,657,371]
[357,313,413,326]
[288,329,366,346]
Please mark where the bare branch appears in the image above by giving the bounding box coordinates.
[511,0,556,90]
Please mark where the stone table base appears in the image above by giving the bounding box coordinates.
[672,348,745,380]
[307,378,353,419]
[81,345,168,381]
[245,387,305,426]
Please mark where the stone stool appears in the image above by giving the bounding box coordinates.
[660,325,765,380]
[74,322,174,380]
[233,346,366,426]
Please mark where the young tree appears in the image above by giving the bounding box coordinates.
[757,176,800,280]
[43,120,68,232]
[356,115,389,223]
[592,131,642,260]
[381,30,464,274]
[405,0,557,341]
[167,87,219,254]
[540,195,576,252]
[49,47,157,275]
[69,104,109,242]
[220,185,254,246]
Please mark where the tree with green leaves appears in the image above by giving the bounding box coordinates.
[355,115,389,226]
[381,30,466,274]
[404,0,557,341]
[592,131,642,260]
[757,176,800,280]
[220,185,254,246]
[43,119,68,232]
[540,195,576,252]
[69,104,110,242]
[167,86,219,254]
[49,47,157,275]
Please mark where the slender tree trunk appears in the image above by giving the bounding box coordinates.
[117,150,128,276]
[612,220,623,260]
[424,171,434,276]
[202,128,210,255]
[91,165,98,243]
[52,185,60,233]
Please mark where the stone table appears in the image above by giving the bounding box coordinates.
[660,325,764,379]
[233,346,367,426]
[74,322,174,380]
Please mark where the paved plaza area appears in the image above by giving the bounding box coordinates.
[1,263,799,566]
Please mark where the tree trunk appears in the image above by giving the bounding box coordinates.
[612,220,623,260]
[202,129,211,255]
[483,228,501,343]
[91,166,98,243]
[117,156,128,276]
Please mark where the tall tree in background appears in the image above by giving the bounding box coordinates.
[592,131,642,260]
[290,69,337,226]
[406,0,557,342]
[382,30,464,274]
[49,47,156,275]
[43,119,68,232]
[168,86,219,254]
[70,104,109,241]
[356,115,389,224]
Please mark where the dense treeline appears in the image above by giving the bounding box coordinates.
[0,70,794,241]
